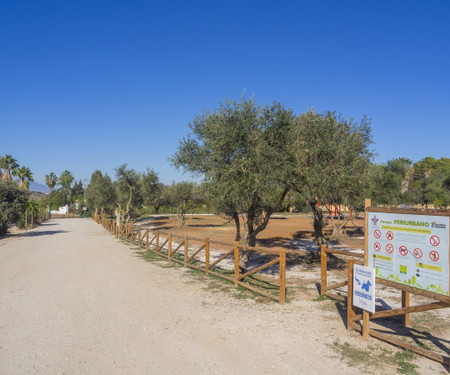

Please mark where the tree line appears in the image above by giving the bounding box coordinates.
[2,97,449,270]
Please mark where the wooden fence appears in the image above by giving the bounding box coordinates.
[320,244,364,301]
[320,243,450,368]
[100,218,287,304]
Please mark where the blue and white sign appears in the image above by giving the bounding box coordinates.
[353,264,376,313]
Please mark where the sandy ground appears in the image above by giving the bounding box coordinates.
[0,218,447,374]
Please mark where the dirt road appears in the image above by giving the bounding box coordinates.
[0,219,444,374]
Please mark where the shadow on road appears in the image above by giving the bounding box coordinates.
[18,230,70,237]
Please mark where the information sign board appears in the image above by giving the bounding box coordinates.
[353,264,376,313]
[367,210,449,296]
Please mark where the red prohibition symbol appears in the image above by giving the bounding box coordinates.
[429,251,439,262]
[385,243,394,254]
[386,231,394,241]
[374,242,381,251]
[374,230,381,239]
[399,246,408,256]
[413,248,423,259]
[430,236,440,247]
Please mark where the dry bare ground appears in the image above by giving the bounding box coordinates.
[0,218,448,374]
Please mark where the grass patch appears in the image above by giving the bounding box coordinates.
[331,341,419,375]
[411,311,444,332]
[312,295,329,302]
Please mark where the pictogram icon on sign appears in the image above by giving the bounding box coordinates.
[386,231,394,240]
[430,236,440,247]
[385,243,394,254]
[429,251,439,261]
[399,246,408,256]
[413,248,423,259]
[374,229,381,239]
[374,242,381,251]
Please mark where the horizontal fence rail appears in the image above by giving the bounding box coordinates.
[99,217,287,304]
[320,244,364,301]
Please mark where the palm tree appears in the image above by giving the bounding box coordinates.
[59,170,74,202]
[45,172,58,191]
[0,154,19,181]
[25,200,39,230]
[16,166,34,190]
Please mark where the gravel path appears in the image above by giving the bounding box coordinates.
[0,218,444,374]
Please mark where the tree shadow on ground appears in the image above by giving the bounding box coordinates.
[322,293,449,364]
[185,223,224,228]
[17,230,70,237]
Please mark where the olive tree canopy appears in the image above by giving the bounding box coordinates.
[288,110,373,243]
[171,96,294,270]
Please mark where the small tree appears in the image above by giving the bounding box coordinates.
[42,190,66,210]
[70,180,85,203]
[59,170,74,203]
[85,171,116,215]
[166,182,200,226]
[403,157,450,208]
[114,164,144,223]
[368,158,412,206]
[141,169,162,213]
[0,181,28,235]
[24,200,39,230]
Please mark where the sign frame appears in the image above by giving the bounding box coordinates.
[365,207,450,299]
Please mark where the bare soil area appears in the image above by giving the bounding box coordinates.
[138,213,366,250]
[0,218,447,374]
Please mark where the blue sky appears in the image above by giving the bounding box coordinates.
[1,0,449,187]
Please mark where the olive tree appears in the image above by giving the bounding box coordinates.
[85,170,116,216]
[114,164,144,223]
[172,97,294,270]
[164,182,200,226]
[288,110,373,243]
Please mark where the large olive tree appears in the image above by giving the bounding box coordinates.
[172,97,294,270]
[288,110,373,243]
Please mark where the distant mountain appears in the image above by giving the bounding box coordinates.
[29,181,50,194]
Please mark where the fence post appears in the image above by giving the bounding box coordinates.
[347,259,356,331]
[156,231,160,252]
[184,237,188,266]
[205,238,210,274]
[402,291,410,327]
[279,250,286,305]
[168,234,172,259]
[146,228,149,250]
[320,244,327,296]
[234,242,240,286]
[138,226,141,246]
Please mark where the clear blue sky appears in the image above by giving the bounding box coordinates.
[1,0,449,186]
